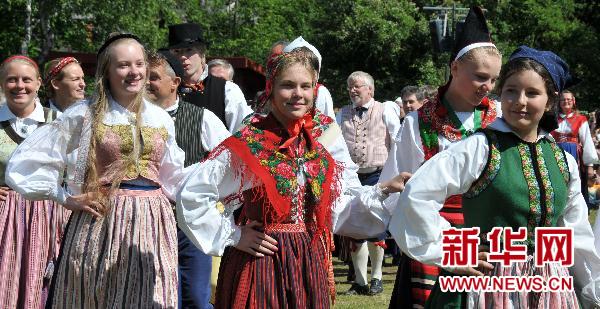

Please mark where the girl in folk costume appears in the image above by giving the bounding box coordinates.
[391,46,600,308]
[551,90,599,207]
[6,34,186,307]
[43,56,86,112]
[0,55,69,308]
[380,7,502,308]
[177,48,406,308]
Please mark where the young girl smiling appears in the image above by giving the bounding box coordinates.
[392,46,600,308]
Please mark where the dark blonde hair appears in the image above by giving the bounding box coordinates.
[456,46,502,64]
[43,59,82,99]
[85,37,147,207]
[261,47,318,112]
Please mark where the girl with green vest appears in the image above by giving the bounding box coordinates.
[390,46,600,308]
[0,55,69,308]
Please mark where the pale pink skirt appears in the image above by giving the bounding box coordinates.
[0,190,70,309]
[49,188,178,308]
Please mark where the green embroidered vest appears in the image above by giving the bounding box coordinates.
[463,129,570,246]
[0,108,57,186]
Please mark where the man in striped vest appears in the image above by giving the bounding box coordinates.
[336,71,401,295]
[147,50,230,309]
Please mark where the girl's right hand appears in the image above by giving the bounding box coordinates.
[63,193,106,218]
[235,221,279,257]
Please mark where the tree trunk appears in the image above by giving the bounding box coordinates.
[38,0,54,64]
[20,0,32,55]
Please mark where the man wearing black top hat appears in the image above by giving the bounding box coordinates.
[168,23,252,133]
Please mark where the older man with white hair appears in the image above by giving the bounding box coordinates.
[336,71,401,295]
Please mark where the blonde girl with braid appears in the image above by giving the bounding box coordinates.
[6,33,187,307]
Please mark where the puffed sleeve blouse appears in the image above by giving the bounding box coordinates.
[390,119,600,305]
[6,98,187,204]
[177,120,391,256]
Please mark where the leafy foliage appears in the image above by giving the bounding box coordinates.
[1,0,598,109]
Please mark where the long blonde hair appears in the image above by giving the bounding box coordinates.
[84,37,147,206]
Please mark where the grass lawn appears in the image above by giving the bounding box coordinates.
[332,257,396,309]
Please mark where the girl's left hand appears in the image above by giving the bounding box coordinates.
[380,172,412,194]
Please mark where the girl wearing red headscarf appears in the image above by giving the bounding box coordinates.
[177,48,406,308]
[551,90,599,206]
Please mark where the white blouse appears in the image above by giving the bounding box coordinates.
[5,98,187,204]
[389,119,600,305]
[315,85,336,118]
[379,101,502,214]
[0,99,46,138]
[176,122,391,256]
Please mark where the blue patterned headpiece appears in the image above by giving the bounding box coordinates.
[509,45,579,92]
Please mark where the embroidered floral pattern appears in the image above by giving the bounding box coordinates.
[518,143,541,241]
[535,143,554,228]
[417,86,497,160]
[464,131,501,198]
[96,123,168,180]
[232,110,334,221]
[549,142,570,184]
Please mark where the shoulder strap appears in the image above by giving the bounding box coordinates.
[464,129,501,198]
[0,120,25,144]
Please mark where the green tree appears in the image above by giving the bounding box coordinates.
[310,0,442,105]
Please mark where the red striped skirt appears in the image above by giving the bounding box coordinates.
[389,196,463,308]
[216,223,330,309]
[0,189,70,309]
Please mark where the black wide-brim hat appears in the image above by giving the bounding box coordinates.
[168,23,209,49]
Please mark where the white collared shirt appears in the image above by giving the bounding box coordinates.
[199,65,253,133]
[0,99,46,138]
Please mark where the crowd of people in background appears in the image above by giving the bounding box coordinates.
[1,5,600,309]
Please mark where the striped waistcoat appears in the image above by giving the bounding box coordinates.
[339,101,389,169]
[173,101,207,167]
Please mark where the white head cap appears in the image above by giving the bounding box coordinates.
[283,36,322,72]
[395,97,402,104]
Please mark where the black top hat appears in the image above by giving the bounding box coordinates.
[450,6,494,62]
[168,23,209,49]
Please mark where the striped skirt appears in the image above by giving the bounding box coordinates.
[0,189,70,309]
[390,196,464,309]
[48,188,178,308]
[426,256,578,308]
[215,224,330,309]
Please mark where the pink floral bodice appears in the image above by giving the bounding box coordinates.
[95,123,168,185]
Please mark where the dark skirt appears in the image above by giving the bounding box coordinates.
[215,226,330,309]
